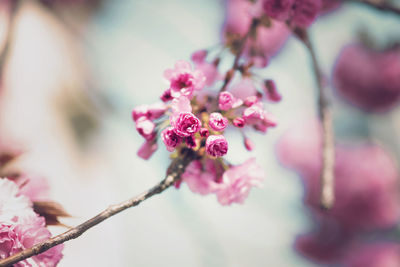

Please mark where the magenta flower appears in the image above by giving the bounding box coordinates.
[182,160,221,195]
[135,117,156,141]
[216,158,264,205]
[292,0,322,27]
[205,135,228,157]
[161,127,182,152]
[137,141,158,160]
[164,60,206,98]
[333,44,400,112]
[208,112,228,132]
[218,91,242,111]
[263,0,294,21]
[171,112,202,137]
[199,128,209,137]
[233,117,245,128]
[263,79,282,102]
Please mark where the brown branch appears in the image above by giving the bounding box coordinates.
[347,0,400,16]
[0,149,198,267]
[220,18,260,92]
[295,28,335,210]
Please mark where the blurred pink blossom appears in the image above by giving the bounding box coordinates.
[216,158,264,205]
[182,160,221,195]
[333,44,400,112]
[277,120,400,231]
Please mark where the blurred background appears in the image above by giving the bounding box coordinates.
[1,0,400,266]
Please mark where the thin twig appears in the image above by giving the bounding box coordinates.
[348,0,400,16]
[295,28,335,210]
[0,149,198,267]
[220,18,260,92]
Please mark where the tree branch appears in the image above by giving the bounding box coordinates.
[0,149,198,267]
[295,28,335,210]
[348,0,400,16]
[220,18,260,92]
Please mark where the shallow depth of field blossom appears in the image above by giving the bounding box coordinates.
[0,0,400,266]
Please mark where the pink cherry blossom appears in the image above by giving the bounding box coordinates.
[0,215,64,267]
[263,0,294,21]
[229,78,257,100]
[137,141,158,160]
[243,103,277,133]
[17,175,51,202]
[160,89,173,102]
[0,179,63,266]
[216,158,264,205]
[0,179,33,223]
[161,127,182,152]
[199,128,209,137]
[343,242,400,267]
[208,112,228,132]
[206,135,228,157]
[244,138,254,151]
[333,44,400,112]
[135,117,156,141]
[171,96,192,113]
[191,50,208,64]
[244,95,259,107]
[292,0,322,27]
[218,91,242,111]
[170,112,202,137]
[277,120,400,231]
[194,61,221,87]
[263,79,282,102]
[182,160,221,195]
[294,217,351,264]
[222,0,290,66]
[233,117,245,128]
[164,60,206,98]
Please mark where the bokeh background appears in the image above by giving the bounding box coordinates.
[1,0,400,266]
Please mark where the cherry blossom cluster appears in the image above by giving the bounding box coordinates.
[132,53,278,205]
[277,121,400,265]
[0,143,64,266]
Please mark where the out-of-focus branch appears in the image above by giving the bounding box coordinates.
[0,149,198,267]
[220,18,260,92]
[348,0,400,16]
[0,0,21,82]
[295,28,335,210]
